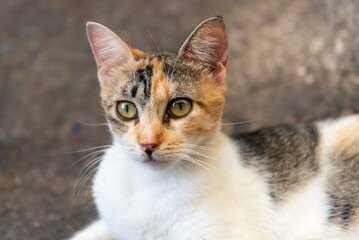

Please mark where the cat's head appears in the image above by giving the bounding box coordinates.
[86,17,228,169]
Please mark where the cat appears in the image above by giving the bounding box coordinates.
[69,16,359,240]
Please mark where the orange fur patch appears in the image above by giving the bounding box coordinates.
[129,47,147,59]
[150,59,164,95]
[137,120,164,145]
[333,116,359,158]
[200,75,226,119]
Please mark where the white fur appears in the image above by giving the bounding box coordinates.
[70,116,359,240]
[69,219,113,240]
[72,133,277,240]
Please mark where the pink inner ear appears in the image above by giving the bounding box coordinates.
[206,28,228,65]
[214,60,227,84]
[178,17,228,81]
[86,22,133,87]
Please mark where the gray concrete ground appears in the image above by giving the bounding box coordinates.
[1,0,358,239]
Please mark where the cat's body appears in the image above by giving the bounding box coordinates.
[70,17,359,240]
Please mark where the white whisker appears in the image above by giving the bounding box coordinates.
[184,149,220,163]
[74,165,99,200]
[73,155,102,200]
[78,156,102,178]
[77,121,109,127]
[221,117,263,126]
[175,152,210,170]
[67,145,111,154]
[67,149,107,170]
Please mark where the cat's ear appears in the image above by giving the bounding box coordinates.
[178,16,228,84]
[86,22,133,88]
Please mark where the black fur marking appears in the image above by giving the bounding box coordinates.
[232,123,319,201]
[131,85,138,98]
[341,203,355,223]
[328,153,359,227]
[135,65,153,100]
[329,194,356,227]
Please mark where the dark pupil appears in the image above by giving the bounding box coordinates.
[125,104,129,113]
[178,102,183,111]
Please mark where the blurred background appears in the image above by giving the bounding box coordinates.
[1,0,359,239]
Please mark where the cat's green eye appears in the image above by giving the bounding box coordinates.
[168,98,192,118]
[116,101,137,120]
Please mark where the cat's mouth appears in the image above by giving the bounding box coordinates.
[143,156,157,163]
[141,154,172,168]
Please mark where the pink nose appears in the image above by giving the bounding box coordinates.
[139,143,159,152]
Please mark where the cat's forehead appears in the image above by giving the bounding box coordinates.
[110,53,203,107]
[133,52,202,83]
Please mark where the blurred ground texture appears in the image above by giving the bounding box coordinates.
[1,0,359,239]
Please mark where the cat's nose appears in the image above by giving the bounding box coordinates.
[140,143,159,156]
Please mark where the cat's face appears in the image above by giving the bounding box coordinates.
[87,17,228,169]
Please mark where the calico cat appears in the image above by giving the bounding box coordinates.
[70,17,359,240]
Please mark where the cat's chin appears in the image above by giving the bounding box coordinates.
[140,156,173,169]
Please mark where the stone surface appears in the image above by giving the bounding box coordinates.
[1,0,358,239]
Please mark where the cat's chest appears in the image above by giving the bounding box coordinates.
[92,157,221,240]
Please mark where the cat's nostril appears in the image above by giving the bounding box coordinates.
[145,149,153,156]
[140,143,159,153]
